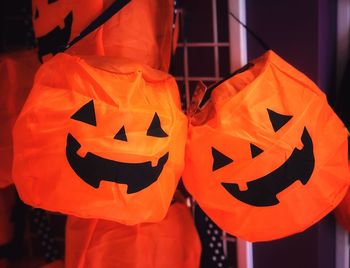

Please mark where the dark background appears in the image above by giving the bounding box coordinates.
[1,0,348,268]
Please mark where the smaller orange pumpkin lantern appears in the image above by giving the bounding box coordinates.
[32,0,174,72]
[65,200,201,268]
[0,50,40,188]
[12,53,187,224]
[183,50,350,242]
[32,0,105,61]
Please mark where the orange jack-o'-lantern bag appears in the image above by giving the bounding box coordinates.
[0,50,40,188]
[65,201,201,268]
[32,0,175,71]
[32,0,105,61]
[183,50,350,242]
[12,53,187,224]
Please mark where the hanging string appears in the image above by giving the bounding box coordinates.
[66,0,130,50]
[38,0,131,61]
[195,12,270,110]
[229,11,270,51]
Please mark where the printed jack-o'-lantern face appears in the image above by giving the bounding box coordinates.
[32,0,175,71]
[32,0,103,60]
[12,54,187,224]
[215,110,315,207]
[183,50,350,242]
[66,100,169,193]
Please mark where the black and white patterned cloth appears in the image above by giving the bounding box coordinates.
[30,208,61,263]
[195,205,228,268]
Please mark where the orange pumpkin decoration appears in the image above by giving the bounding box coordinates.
[12,53,187,224]
[32,0,174,71]
[0,50,40,188]
[65,201,201,268]
[183,50,350,242]
[32,0,104,61]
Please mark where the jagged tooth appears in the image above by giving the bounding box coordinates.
[151,158,158,167]
[296,138,304,151]
[76,147,88,158]
[237,182,248,191]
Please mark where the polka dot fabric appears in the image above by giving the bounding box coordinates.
[195,205,228,268]
[30,208,61,263]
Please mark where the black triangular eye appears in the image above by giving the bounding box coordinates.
[147,113,168,137]
[114,126,127,142]
[48,0,58,4]
[267,109,292,132]
[212,147,233,171]
[250,143,263,158]
[34,7,39,19]
[71,100,96,126]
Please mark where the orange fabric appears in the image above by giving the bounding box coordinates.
[32,0,174,71]
[101,0,174,71]
[12,53,187,224]
[183,50,350,242]
[334,161,350,231]
[65,202,201,268]
[32,0,104,61]
[0,50,40,188]
[0,186,16,245]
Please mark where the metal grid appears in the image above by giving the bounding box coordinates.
[336,224,349,268]
[172,1,241,267]
[177,1,230,109]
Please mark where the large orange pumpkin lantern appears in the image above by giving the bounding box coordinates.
[12,53,187,224]
[183,50,350,242]
[65,200,201,268]
[0,50,40,188]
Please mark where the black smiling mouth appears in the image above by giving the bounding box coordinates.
[66,133,169,194]
[37,11,73,62]
[221,127,315,207]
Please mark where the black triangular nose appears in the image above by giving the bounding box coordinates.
[114,126,127,142]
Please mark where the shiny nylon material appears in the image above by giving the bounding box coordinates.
[0,50,40,188]
[32,0,104,59]
[101,0,174,71]
[32,0,174,71]
[12,53,187,224]
[65,202,201,268]
[183,50,350,242]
